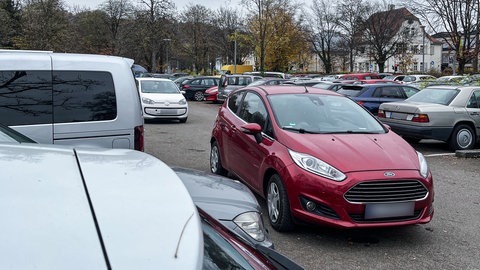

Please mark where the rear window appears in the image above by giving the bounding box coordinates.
[337,86,364,97]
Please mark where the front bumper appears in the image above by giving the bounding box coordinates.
[282,165,434,228]
[143,106,188,120]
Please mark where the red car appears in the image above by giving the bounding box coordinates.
[204,86,218,103]
[210,85,434,231]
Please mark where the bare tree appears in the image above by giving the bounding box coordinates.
[408,0,479,74]
[100,0,133,54]
[307,0,339,74]
[211,6,246,66]
[179,4,215,74]
[137,0,174,72]
[336,0,371,72]
[362,4,415,73]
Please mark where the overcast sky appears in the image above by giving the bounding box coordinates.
[64,0,242,11]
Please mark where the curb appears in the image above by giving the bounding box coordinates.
[455,150,480,158]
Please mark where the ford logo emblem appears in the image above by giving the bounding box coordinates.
[384,172,395,177]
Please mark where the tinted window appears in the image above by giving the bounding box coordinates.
[0,71,53,125]
[374,86,403,98]
[238,92,268,129]
[227,91,244,113]
[467,91,480,108]
[53,71,116,123]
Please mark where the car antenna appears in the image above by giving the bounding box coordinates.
[303,80,309,93]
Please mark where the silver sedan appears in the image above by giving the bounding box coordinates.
[378,86,480,150]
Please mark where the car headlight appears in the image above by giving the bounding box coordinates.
[233,212,265,242]
[417,151,428,178]
[142,97,154,104]
[179,98,187,105]
[289,149,346,181]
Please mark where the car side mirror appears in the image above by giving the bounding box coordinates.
[241,123,263,144]
[180,90,186,95]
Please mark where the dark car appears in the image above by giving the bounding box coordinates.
[210,85,433,231]
[217,74,263,103]
[337,83,419,114]
[180,76,220,101]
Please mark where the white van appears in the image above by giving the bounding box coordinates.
[0,50,144,150]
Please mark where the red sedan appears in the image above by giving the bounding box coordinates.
[210,85,434,231]
[204,86,219,103]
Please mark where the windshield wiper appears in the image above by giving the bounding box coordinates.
[281,126,320,134]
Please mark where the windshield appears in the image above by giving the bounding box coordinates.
[140,80,180,94]
[248,79,267,86]
[406,88,459,105]
[268,94,386,134]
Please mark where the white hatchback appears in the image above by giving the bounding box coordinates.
[136,77,188,122]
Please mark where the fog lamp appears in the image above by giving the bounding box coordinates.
[306,201,316,211]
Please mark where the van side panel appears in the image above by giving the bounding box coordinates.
[0,53,54,143]
[51,54,144,149]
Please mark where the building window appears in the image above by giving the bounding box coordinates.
[413,62,418,71]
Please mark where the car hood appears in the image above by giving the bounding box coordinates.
[173,167,260,221]
[279,131,420,172]
[0,144,202,270]
[141,92,185,103]
[380,101,445,113]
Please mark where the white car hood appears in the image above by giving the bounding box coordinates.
[0,144,202,270]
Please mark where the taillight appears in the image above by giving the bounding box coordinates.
[182,85,190,89]
[412,114,429,123]
[378,109,385,118]
[134,125,144,151]
[356,101,364,105]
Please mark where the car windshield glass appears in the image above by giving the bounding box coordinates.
[140,80,179,93]
[406,88,459,105]
[269,94,386,134]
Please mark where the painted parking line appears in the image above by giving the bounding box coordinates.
[424,153,456,157]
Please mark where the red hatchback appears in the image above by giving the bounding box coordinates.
[210,85,434,231]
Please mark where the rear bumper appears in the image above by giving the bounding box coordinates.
[383,121,453,141]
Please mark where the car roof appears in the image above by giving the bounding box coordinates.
[244,85,343,96]
[0,143,203,269]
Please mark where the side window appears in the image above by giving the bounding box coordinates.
[53,71,116,122]
[379,87,403,98]
[402,86,419,98]
[0,71,53,125]
[467,91,480,108]
[238,92,268,130]
[227,91,244,114]
[191,79,201,85]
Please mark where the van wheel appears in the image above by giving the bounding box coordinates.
[210,141,227,176]
[194,91,204,101]
[449,124,475,150]
[267,174,294,232]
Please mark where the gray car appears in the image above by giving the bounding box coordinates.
[378,86,480,150]
[173,167,273,249]
[217,74,263,103]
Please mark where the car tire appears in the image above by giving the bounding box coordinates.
[267,174,294,232]
[449,124,475,150]
[403,136,421,144]
[194,91,204,101]
[210,141,228,176]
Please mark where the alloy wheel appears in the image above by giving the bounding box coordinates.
[267,182,280,223]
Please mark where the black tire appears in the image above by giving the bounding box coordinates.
[179,117,187,123]
[266,174,295,232]
[193,91,204,101]
[403,136,421,144]
[449,124,475,150]
[210,141,228,176]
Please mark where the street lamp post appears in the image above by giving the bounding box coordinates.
[420,25,425,73]
[163,38,171,73]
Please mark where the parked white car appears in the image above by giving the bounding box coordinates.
[0,143,203,269]
[136,77,188,122]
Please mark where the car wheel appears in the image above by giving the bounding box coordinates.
[210,141,227,176]
[449,124,475,150]
[267,174,294,232]
[403,136,421,144]
[194,91,204,101]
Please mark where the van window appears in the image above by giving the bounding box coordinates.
[54,71,116,123]
[0,71,53,125]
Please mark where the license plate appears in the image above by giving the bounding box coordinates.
[385,111,392,118]
[364,202,414,219]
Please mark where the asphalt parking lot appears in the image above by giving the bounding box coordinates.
[144,101,480,270]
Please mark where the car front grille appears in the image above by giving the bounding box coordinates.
[344,180,428,203]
